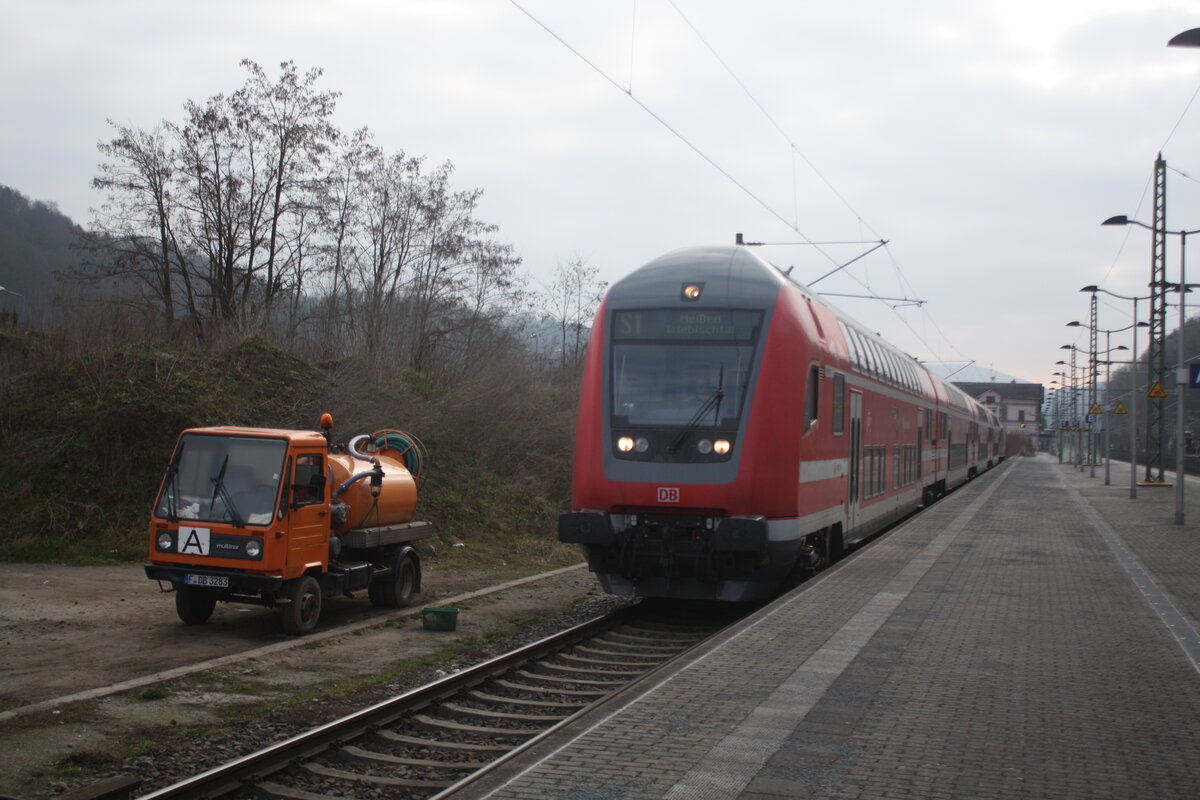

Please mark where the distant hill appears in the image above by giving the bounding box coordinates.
[0,184,84,317]
[924,363,1031,384]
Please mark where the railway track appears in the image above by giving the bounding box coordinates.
[129,601,741,800]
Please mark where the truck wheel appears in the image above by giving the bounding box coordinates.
[281,575,322,635]
[370,552,417,608]
[175,585,216,625]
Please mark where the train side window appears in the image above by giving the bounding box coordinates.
[804,365,820,433]
[832,373,845,436]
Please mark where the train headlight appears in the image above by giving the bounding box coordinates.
[245,539,262,558]
[156,531,174,551]
[618,436,635,452]
[634,437,650,453]
[714,439,731,454]
[697,439,713,454]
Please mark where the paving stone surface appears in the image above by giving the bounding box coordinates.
[451,456,1200,800]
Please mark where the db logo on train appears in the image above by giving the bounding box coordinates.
[657,487,681,503]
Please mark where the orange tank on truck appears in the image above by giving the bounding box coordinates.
[144,415,432,635]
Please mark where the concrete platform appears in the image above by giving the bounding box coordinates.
[445,455,1200,799]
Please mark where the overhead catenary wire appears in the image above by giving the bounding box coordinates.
[509,0,974,366]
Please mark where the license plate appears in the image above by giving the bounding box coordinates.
[184,574,229,588]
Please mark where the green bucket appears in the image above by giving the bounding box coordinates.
[421,607,459,631]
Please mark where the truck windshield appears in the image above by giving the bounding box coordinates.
[155,434,287,526]
[610,309,762,428]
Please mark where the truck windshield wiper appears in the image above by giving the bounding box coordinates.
[209,455,244,527]
[669,365,725,452]
[162,442,184,522]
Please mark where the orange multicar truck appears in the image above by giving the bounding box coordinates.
[144,415,431,634]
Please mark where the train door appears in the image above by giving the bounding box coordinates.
[917,419,923,480]
[847,391,862,531]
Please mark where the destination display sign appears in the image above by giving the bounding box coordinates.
[612,309,761,341]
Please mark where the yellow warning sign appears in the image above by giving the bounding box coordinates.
[1148,381,1168,399]
[1089,402,1103,415]
[1113,401,1128,415]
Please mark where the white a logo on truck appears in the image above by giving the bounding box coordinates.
[179,526,211,555]
[657,487,680,503]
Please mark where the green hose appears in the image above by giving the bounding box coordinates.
[373,430,426,479]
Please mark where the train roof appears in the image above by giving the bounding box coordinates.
[612,246,993,424]
[606,246,790,308]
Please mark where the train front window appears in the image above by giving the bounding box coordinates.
[610,309,761,429]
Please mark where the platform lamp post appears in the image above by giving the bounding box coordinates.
[1070,308,1099,479]
[1055,360,1075,464]
[1059,345,1084,470]
[1066,320,1141,483]
[1101,217,1200,524]
[1048,381,1061,458]
[1095,342,1130,486]
[1052,372,1067,462]
[1081,286,1149,499]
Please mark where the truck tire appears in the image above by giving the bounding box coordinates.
[281,575,322,635]
[370,551,417,608]
[175,585,216,625]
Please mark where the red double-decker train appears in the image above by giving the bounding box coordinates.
[559,245,1002,602]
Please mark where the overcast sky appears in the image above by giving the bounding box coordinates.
[6,0,1200,384]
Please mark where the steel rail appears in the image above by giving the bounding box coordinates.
[135,605,645,800]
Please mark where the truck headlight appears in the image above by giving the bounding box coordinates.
[245,539,262,558]
[156,532,174,551]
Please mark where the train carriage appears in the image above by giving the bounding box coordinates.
[560,245,1000,602]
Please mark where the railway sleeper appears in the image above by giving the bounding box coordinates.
[375,729,514,754]
[557,651,664,669]
[254,779,371,800]
[534,661,644,678]
[630,618,721,634]
[599,631,698,649]
[303,761,452,789]
[495,677,609,697]
[513,668,627,687]
[412,713,543,738]
[439,700,568,725]
[584,638,688,655]
[617,624,709,640]
[335,744,487,770]
[468,688,590,710]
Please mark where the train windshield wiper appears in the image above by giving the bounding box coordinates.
[669,365,725,452]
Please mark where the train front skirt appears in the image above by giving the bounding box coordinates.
[559,510,802,602]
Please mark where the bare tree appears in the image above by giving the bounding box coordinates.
[87,121,198,334]
[237,59,339,320]
[546,256,606,370]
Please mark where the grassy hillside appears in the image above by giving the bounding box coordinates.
[0,334,581,572]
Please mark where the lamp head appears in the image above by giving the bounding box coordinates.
[1169,28,1200,48]
[1080,285,1099,293]
[1066,321,1082,327]
[1102,215,1131,226]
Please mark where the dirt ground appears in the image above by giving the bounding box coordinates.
[0,560,604,799]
